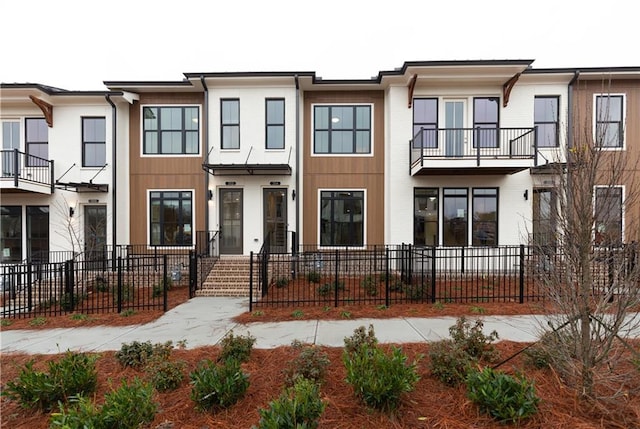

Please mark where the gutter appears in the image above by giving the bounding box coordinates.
[294,75,300,252]
[105,94,117,263]
[200,76,210,234]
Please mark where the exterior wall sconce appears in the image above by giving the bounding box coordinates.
[523,189,528,201]
[208,190,213,200]
[225,181,236,186]
[69,207,75,217]
[292,189,296,200]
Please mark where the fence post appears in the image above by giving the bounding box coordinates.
[519,244,525,304]
[385,247,390,308]
[27,263,33,311]
[249,251,254,312]
[117,256,123,313]
[163,254,168,311]
[64,259,75,313]
[431,246,437,303]
[334,249,339,308]
[461,246,465,274]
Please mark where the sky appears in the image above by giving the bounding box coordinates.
[2,0,639,91]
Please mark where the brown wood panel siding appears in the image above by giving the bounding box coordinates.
[129,93,205,245]
[573,80,640,241]
[302,91,385,246]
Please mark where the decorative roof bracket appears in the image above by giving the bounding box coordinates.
[502,73,521,108]
[29,95,54,127]
[407,74,418,108]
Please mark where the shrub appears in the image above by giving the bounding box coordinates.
[218,331,256,363]
[466,367,539,424]
[317,283,331,296]
[29,316,47,326]
[306,271,321,283]
[404,283,426,301]
[283,341,330,387]
[361,275,377,296]
[3,352,98,411]
[254,377,326,429]
[190,359,249,412]
[343,344,421,412]
[115,341,154,368]
[113,283,134,304]
[343,325,378,356]
[101,378,158,428]
[448,316,499,362]
[50,395,101,428]
[523,343,553,369]
[145,358,186,392]
[274,277,289,288]
[94,275,109,292]
[428,339,473,386]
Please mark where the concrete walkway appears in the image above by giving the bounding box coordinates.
[2,297,639,355]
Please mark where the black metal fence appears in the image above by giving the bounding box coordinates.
[249,244,639,310]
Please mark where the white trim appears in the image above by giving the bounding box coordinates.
[592,93,626,151]
[316,188,367,249]
[310,103,375,158]
[146,188,196,249]
[139,104,202,158]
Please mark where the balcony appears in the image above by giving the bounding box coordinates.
[409,127,537,175]
[0,149,54,194]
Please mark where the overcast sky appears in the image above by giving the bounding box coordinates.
[2,0,638,91]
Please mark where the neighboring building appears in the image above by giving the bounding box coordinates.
[0,84,135,263]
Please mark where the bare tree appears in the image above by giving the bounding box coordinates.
[54,195,82,257]
[533,79,640,403]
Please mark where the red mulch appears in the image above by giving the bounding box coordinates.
[2,285,640,428]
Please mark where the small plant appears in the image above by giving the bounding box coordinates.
[470,306,486,314]
[176,339,188,349]
[361,275,377,296]
[254,377,326,429]
[114,283,134,304]
[404,283,427,301]
[70,313,88,321]
[322,306,331,312]
[306,271,321,283]
[428,339,473,386]
[94,275,109,292]
[343,325,378,356]
[389,277,405,293]
[145,358,186,391]
[449,316,499,362]
[317,283,331,297]
[291,309,305,319]
[218,331,256,363]
[376,304,387,310]
[190,359,249,411]
[252,310,264,317]
[50,395,101,428]
[466,367,539,424]
[101,378,158,428]
[1,319,13,327]
[29,316,46,326]
[59,292,76,311]
[283,341,331,386]
[153,276,173,297]
[340,311,352,319]
[116,341,154,368]
[433,302,445,310]
[274,277,289,288]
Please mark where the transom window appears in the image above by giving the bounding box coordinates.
[473,97,499,148]
[472,188,498,246]
[149,191,193,246]
[595,95,624,148]
[595,186,623,246]
[534,96,559,147]
[266,98,285,149]
[320,191,364,246]
[314,105,371,154]
[413,98,438,148]
[82,117,106,167]
[25,118,48,166]
[143,106,199,155]
[221,99,240,149]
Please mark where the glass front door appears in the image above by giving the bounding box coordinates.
[264,188,287,253]
[85,205,107,269]
[220,189,243,254]
[445,100,465,157]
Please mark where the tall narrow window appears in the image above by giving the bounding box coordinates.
[472,188,498,246]
[150,191,193,246]
[82,117,106,166]
[143,106,199,154]
[320,191,364,246]
[533,188,556,248]
[27,206,49,262]
[473,97,499,148]
[221,99,240,149]
[443,188,468,246]
[534,96,559,147]
[25,118,48,166]
[414,188,438,246]
[595,186,623,246]
[314,105,371,154]
[2,121,20,176]
[412,98,438,148]
[1,206,22,263]
[266,98,285,149]
[595,95,624,148]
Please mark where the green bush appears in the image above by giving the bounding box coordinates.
[254,377,326,429]
[283,341,330,386]
[218,331,256,363]
[360,275,378,296]
[466,367,539,424]
[428,339,474,386]
[343,325,378,356]
[50,395,102,428]
[115,341,154,368]
[306,271,321,283]
[190,359,249,412]
[2,352,98,411]
[403,283,426,301]
[343,344,421,412]
[317,283,331,296]
[101,378,157,428]
[94,275,109,292]
[113,283,134,304]
[145,358,186,392]
[448,316,499,362]
[153,276,173,297]
[274,277,289,288]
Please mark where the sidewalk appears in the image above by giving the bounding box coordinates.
[2,297,639,355]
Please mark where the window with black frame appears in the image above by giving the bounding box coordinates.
[473,97,499,148]
[595,95,624,148]
[149,191,193,246]
[319,191,364,246]
[314,105,371,154]
[534,96,559,148]
[143,106,199,154]
[472,188,498,246]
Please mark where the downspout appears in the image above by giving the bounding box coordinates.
[566,70,580,215]
[105,94,117,262]
[294,75,300,252]
[200,76,209,235]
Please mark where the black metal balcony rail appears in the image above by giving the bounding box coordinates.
[1,149,54,191]
[409,127,537,169]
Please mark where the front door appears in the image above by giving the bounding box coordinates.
[445,100,465,157]
[220,189,243,254]
[264,188,287,253]
[85,205,107,269]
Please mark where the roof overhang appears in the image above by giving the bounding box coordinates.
[55,181,109,193]
[203,163,292,176]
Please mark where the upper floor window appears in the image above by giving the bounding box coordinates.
[595,95,624,148]
[413,98,438,148]
[149,190,193,246]
[473,97,499,148]
[221,99,240,149]
[266,98,285,149]
[314,105,371,154]
[82,117,106,167]
[534,96,559,147]
[25,118,48,166]
[2,121,20,175]
[143,106,199,155]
